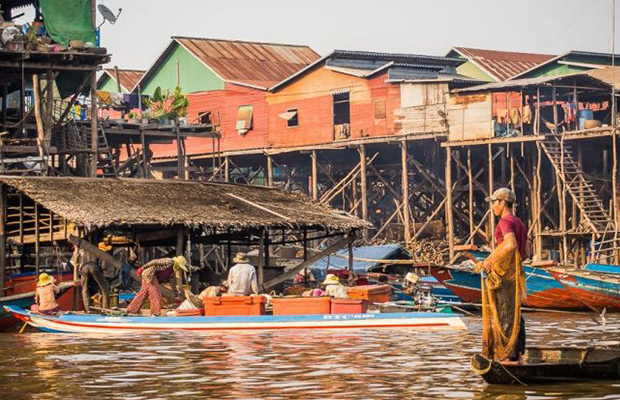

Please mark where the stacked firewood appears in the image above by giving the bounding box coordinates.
[405,239,449,264]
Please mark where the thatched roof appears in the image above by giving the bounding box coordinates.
[0,177,368,230]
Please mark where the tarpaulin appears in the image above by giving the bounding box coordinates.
[40,0,96,46]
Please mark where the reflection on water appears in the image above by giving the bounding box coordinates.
[0,313,619,399]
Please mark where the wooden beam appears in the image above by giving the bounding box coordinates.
[258,229,265,289]
[311,150,318,200]
[359,144,368,239]
[401,140,411,244]
[266,155,273,187]
[0,184,5,297]
[263,234,353,290]
[90,70,98,177]
[445,148,454,259]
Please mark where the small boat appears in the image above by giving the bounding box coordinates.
[471,343,620,384]
[549,268,620,312]
[430,265,587,310]
[0,281,77,331]
[4,305,467,333]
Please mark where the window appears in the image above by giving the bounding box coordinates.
[198,111,212,125]
[333,91,350,125]
[287,108,298,127]
[374,99,386,120]
[236,105,253,135]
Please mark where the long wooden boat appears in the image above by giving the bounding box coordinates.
[471,344,620,384]
[430,265,588,310]
[4,305,467,333]
[549,268,620,312]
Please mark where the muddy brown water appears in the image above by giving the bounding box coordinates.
[0,313,619,399]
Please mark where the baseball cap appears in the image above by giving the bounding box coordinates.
[485,187,516,203]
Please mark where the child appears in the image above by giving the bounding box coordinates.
[34,273,60,315]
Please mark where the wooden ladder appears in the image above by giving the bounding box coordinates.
[541,134,618,259]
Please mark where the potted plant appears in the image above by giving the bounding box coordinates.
[143,85,189,125]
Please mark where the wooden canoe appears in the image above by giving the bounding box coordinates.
[471,343,620,384]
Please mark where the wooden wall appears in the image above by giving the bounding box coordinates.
[447,93,493,141]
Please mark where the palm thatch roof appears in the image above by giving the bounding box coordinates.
[0,177,368,230]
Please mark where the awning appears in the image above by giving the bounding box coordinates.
[278,110,298,121]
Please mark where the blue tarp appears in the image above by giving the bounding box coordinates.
[308,244,408,280]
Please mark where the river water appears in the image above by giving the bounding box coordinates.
[0,313,619,399]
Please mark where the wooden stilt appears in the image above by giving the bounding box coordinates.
[311,150,318,200]
[90,70,98,177]
[224,156,230,183]
[35,203,40,277]
[0,184,5,297]
[446,147,454,260]
[401,140,411,245]
[258,229,265,290]
[488,144,495,250]
[359,144,368,239]
[467,149,474,239]
[266,155,273,187]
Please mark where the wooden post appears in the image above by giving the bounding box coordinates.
[348,239,354,275]
[467,148,474,239]
[18,192,23,245]
[401,140,411,245]
[266,155,273,187]
[535,143,543,258]
[613,128,619,263]
[32,75,48,173]
[224,156,230,183]
[0,184,5,297]
[445,147,454,260]
[1,85,7,125]
[35,203,40,277]
[311,150,318,200]
[139,127,148,177]
[359,144,368,239]
[264,230,270,271]
[90,70,98,177]
[45,70,54,145]
[258,229,265,289]
[176,126,183,179]
[488,144,495,250]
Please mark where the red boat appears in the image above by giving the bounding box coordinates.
[549,268,620,312]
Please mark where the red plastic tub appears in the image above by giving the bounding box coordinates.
[203,296,265,316]
[272,297,331,315]
[330,298,367,314]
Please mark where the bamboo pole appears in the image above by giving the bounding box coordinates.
[446,147,454,260]
[0,184,5,297]
[32,75,47,172]
[266,155,273,187]
[488,144,495,250]
[359,144,368,239]
[90,70,98,177]
[535,143,543,258]
[311,150,318,200]
[258,229,265,289]
[401,139,411,245]
[18,192,23,245]
[467,148,474,238]
[35,204,40,277]
[224,156,230,183]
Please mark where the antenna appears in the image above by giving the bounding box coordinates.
[97,4,122,29]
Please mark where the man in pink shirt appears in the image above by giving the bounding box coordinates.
[477,188,527,364]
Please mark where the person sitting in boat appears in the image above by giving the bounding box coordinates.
[126,256,188,316]
[200,281,230,298]
[322,274,348,298]
[227,253,259,296]
[295,268,316,284]
[34,273,60,315]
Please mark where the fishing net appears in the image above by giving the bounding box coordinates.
[476,243,526,361]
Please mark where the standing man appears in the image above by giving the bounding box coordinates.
[476,188,527,364]
[227,252,259,296]
[126,255,188,316]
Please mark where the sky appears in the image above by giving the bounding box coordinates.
[16,0,620,70]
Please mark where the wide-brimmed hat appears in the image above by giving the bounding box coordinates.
[173,255,188,272]
[37,273,54,287]
[322,274,340,285]
[485,187,516,203]
[233,252,249,263]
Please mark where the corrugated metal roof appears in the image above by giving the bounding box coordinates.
[510,50,620,80]
[332,50,465,66]
[173,37,321,89]
[452,72,611,93]
[587,66,620,88]
[451,47,555,81]
[102,69,145,92]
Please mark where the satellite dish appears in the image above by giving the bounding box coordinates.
[97,5,122,28]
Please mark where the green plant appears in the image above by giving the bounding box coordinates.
[143,85,189,121]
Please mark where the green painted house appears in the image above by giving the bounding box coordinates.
[510,50,620,80]
[97,68,145,93]
[446,47,555,82]
[133,36,320,95]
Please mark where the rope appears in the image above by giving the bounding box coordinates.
[498,361,527,386]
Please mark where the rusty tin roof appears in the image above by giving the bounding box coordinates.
[101,69,146,92]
